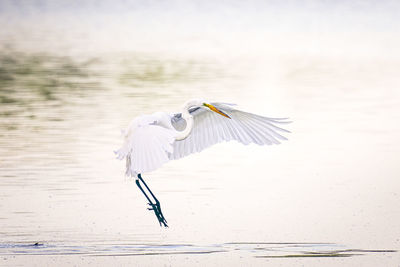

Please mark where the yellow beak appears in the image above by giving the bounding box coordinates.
[203,103,231,119]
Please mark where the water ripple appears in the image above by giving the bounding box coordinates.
[0,242,395,258]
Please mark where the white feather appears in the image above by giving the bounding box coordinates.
[115,114,175,176]
[117,101,290,176]
[169,102,290,161]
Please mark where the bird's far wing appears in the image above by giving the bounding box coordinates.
[116,115,175,176]
[169,103,291,160]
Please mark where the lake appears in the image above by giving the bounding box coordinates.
[0,1,399,266]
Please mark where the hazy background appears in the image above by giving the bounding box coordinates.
[0,0,399,266]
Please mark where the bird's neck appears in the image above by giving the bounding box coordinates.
[175,106,194,141]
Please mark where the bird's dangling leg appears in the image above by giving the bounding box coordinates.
[135,174,168,227]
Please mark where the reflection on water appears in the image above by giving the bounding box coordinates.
[0,241,395,258]
[118,55,226,88]
[0,48,98,104]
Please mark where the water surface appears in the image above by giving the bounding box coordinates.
[1,1,400,266]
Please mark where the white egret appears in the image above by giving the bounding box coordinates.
[116,99,290,227]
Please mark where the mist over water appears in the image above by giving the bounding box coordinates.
[0,1,399,266]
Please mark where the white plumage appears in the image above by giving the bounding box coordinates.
[170,103,289,160]
[116,99,290,176]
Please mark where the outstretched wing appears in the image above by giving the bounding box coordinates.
[115,114,175,176]
[169,103,290,160]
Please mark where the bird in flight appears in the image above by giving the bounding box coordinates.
[116,99,290,227]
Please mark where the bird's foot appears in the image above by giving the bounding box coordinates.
[148,202,168,227]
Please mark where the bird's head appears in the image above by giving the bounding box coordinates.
[183,99,231,119]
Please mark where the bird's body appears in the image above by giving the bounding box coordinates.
[116,99,290,176]
[116,99,290,227]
